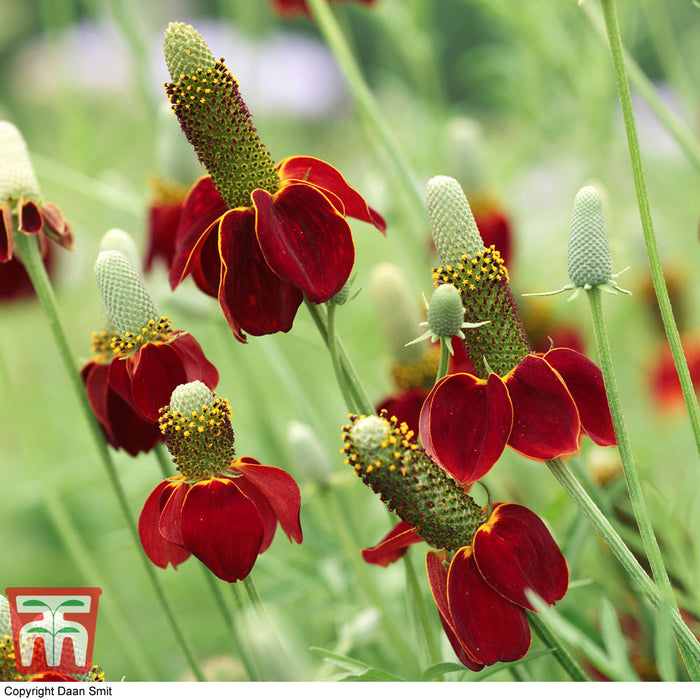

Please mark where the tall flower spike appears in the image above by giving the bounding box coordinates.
[525,184,630,300]
[163,22,384,341]
[341,412,488,551]
[94,251,158,339]
[420,176,616,486]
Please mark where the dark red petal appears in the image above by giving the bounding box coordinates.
[473,503,569,611]
[128,342,189,422]
[376,387,428,436]
[425,551,484,672]
[0,203,14,262]
[30,672,78,682]
[543,347,616,447]
[158,480,190,547]
[232,457,303,545]
[168,332,219,390]
[170,176,229,289]
[180,478,265,582]
[81,361,114,440]
[419,373,513,485]
[447,547,531,666]
[504,354,581,460]
[145,200,183,272]
[190,227,222,298]
[218,208,303,339]
[361,522,423,567]
[252,184,355,304]
[233,478,278,554]
[107,355,134,406]
[277,155,386,233]
[138,481,191,569]
[18,197,43,234]
[40,202,73,249]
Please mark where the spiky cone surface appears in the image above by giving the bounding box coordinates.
[341,413,487,551]
[163,22,280,209]
[568,185,613,288]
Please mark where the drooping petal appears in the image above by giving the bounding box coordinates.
[426,550,485,672]
[40,202,73,249]
[504,354,581,460]
[218,208,303,339]
[180,478,264,582]
[361,522,424,567]
[0,203,14,262]
[277,155,386,232]
[473,503,569,611]
[145,200,183,272]
[233,476,278,554]
[447,547,531,666]
[376,387,429,436]
[138,481,190,570]
[419,372,513,485]
[18,197,43,234]
[231,457,303,545]
[168,333,219,390]
[170,176,229,289]
[158,480,190,547]
[543,347,616,447]
[127,341,189,422]
[252,184,355,304]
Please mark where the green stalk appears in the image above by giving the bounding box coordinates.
[586,288,672,592]
[581,1,700,173]
[326,303,360,413]
[403,552,441,668]
[599,0,700,454]
[526,612,589,682]
[229,584,264,681]
[546,456,700,676]
[435,337,451,385]
[14,232,206,682]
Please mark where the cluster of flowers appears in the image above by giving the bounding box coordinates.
[0,13,625,677]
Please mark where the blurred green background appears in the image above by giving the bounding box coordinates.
[1,0,699,682]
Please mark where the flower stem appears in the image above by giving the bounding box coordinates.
[546,456,700,678]
[526,611,589,682]
[326,303,360,413]
[599,0,700,454]
[403,551,441,668]
[13,232,206,682]
[435,337,451,385]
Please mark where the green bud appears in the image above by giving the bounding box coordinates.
[99,229,141,272]
[94,251,158,337]
[426,175,484,269]
[286,420,333,486]
[427,283,465,338]
[164,22,217,80]
[0,121,41,202]
[170,380,216,417]
[568,186,613,288]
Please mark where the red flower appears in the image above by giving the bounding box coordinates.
[364,504,568,670]
[0,245,55,301]
[420,346,616,486]
[139,457,302,582]
[107,322,219,423]
[270,0,377,18]
[29,672,78,682]
[144,179,189,274]
[650,335,700,412]
[170,157,385,341]
[81,356,161,456]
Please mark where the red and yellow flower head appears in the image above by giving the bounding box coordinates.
[139,381,303,582]
[419,176,616,486]
[161,23,385,342]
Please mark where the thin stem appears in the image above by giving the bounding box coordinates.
[229,584,264,681]
[403,552,441,668]
[326,303,360,413]
[14,232,206,682]
[581,1,700,173]
[435,338,451,385]
[546,456,700,677]
[526,611,589,682]
[599,0,700,455]
[586,288,671,590]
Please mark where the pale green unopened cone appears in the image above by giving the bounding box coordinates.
[170,381,216,416]
[0,121,41,202]
[426,175,484,268]
[94,251,158,337]
[164,22,217,80]
[427,283,465,338]
[568,186,613,288]
[99,229,141,272]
